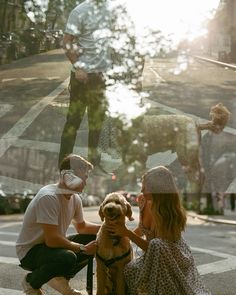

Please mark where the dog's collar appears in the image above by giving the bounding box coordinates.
[96,248,131,267]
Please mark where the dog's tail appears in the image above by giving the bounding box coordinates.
[197,103,230,134]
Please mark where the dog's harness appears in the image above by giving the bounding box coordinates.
[96,248,131,267]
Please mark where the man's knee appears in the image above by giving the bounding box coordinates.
[59,250,77,268]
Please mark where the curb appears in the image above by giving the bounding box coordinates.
[194,55,236,71]
[187,212,236,226]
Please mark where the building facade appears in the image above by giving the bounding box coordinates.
[0,0,28,33]
[208,0,236,62]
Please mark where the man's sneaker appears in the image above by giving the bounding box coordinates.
[47,276,83,294]
[22,275,44,295]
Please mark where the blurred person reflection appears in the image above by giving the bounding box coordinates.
[58,0,144,171]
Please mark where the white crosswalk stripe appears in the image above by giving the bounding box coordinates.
[0,287,23,294]
[1,77,60,82]
[0,77,69,158]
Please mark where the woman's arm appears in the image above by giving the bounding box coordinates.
[106,224,149,251]
[126,228,149,251]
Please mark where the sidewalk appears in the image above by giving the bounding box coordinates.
[194,55,236,70]
[188,209,236,225]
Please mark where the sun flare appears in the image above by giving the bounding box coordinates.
[125,0,220,43]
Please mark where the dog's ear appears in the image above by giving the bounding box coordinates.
[125,201,134,221]
[98,204,104,221]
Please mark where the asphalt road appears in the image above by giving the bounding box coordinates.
[0,207,236,294]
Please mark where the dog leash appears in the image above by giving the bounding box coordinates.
[96,248,131,267]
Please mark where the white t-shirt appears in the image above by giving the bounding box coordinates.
[16,184,84,260]
[65,0,112,73]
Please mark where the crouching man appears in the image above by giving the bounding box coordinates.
[16,154,100,295]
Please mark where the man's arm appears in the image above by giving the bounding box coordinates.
[73,220,100,235]
[63,33,88,82]
[41,223,81,252]
[41,223,97,255]
[63,33,78,64]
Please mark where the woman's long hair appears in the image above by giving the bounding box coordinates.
[143,166,187,241]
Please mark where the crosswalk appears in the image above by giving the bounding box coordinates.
[1,219,236,294]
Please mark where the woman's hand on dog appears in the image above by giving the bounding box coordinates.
[106,224,129,237]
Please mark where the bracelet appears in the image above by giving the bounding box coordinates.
[79,244,86,253]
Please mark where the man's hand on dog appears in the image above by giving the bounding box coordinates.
[106,224,129,237]
[78,240,97,255]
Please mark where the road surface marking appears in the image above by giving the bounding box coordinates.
[0,77,69,158]
[149,67,166,82]
[48,76,60,80]
[198,257,236,275]
[1,79,16,82]
[2,77,61,82]
[0,287,23,294]
[0,241,15,246]
[191,246,236,275]
[0,256,18,264]
[21,77,37,81]
[0,222,21,229]
[191,246,235,259]
[0,231,18,236]
[0,104,13,118]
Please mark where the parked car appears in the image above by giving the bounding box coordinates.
[0,40,8,65]
[21,28,41,55]
[0,188,35,214]
[118,190,139,206]
[80,193,102,207]
[125,191,139,206]
[20,190,35,212]
[0,187,12,214]
[51,29,63,48]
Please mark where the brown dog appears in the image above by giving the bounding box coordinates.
[96,192,134,295]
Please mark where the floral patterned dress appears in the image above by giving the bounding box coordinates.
[124,195,212,295]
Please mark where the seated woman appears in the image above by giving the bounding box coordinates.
[107,166,212,295]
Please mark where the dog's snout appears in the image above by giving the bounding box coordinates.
[107,206,113,212]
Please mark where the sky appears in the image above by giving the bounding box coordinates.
[28,0,220,44]
[125,0,220,43]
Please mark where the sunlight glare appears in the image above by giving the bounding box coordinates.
[125,0,220,43]
[105,83,148,125]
